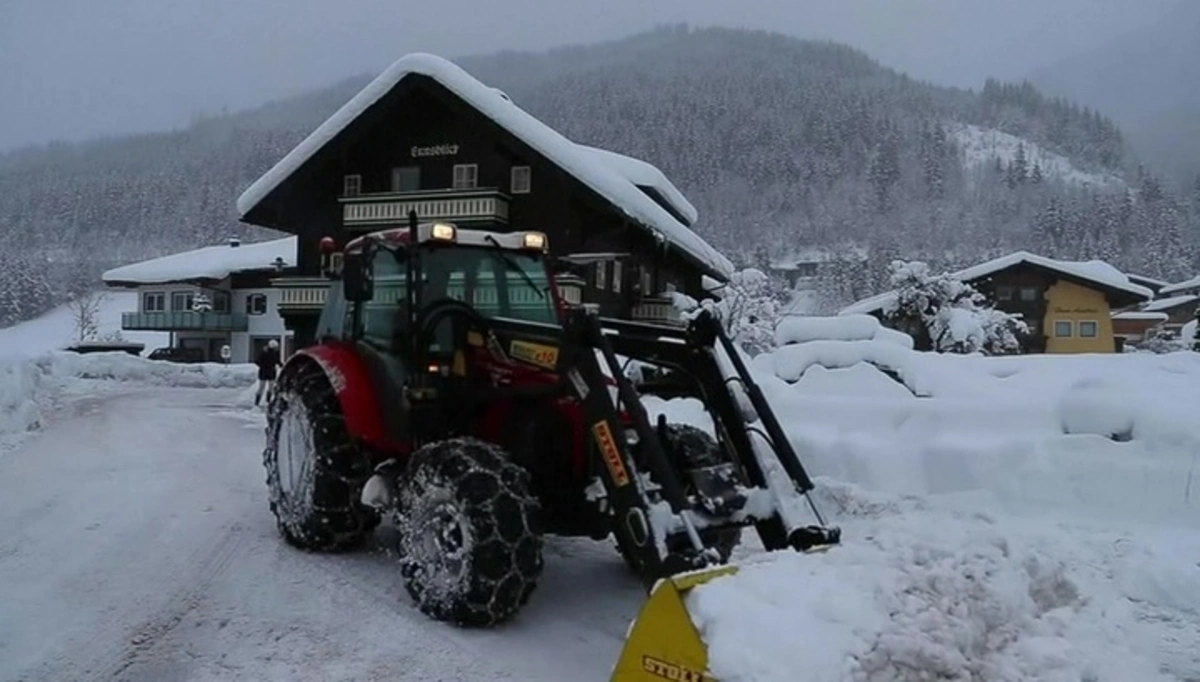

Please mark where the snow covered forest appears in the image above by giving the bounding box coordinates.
[2,25,1199,321]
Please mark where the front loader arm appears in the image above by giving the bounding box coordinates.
[487,307,839,582]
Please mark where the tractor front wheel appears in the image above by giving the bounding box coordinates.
[263,360,377,552]
[395,437,544,627]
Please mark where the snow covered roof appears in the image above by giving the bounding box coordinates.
[574,145,698,225]
[1141,294,1198,313]
[102,237,296,286]
[1126,273,1168,289]
[1160,275,1200,296]
[840,251,1152,316]
[236,53,731,279]
[1111,311,1169,321]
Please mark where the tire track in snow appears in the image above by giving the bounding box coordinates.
[24,522,247,682]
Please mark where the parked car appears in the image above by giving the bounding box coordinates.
[147,347,206,363]
[64,341,145,356]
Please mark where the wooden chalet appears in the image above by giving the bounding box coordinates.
[841,251,1153,354]
[236,53,731,347]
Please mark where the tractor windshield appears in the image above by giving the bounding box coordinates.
[422,246,556,325]
[358,244,557,349]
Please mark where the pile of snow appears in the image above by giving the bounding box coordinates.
[0,291,168,356]
[752,315,918,393]
[0,351,256,451]
[950,123,1125,190]
[774,314,913,349]
[690,485,1195,682]
[665,345,1200,680]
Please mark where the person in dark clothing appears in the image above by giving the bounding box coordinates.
[255,339,282,406]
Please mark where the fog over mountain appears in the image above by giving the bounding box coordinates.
[0,0,1177,151]
[1028,0,1200,184]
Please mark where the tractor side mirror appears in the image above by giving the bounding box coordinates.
[342,251,374,302]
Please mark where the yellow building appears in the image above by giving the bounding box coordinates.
[842,251,1153,354]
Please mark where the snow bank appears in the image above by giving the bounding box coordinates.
[674,346,1200,679]
[0,351,256,449]
[773,314,913,349]
[689,484,1195,682]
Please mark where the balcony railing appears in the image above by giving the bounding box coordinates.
[340,188,510,227]
[631,297,685,326]
[122,311,248,332]
[274,277,330,313]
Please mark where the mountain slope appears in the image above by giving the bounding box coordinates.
[0,25,1192,320]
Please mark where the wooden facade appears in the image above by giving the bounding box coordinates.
[239,71,720,347]
[848,257,1150,354]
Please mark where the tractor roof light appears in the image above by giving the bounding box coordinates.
[319,236,337,254]
[523,232,548,251]
[429,222,457,242]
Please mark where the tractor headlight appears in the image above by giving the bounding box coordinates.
[523,232,547,251]
[430,222,457,242]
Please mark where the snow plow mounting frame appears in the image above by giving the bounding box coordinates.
[488,306,840,584]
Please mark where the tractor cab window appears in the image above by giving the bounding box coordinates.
[426,247,556,325]
[362,254,409,349]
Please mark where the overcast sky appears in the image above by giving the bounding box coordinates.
[0,0,1177,151]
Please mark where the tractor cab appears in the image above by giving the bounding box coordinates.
[314,220,564,444]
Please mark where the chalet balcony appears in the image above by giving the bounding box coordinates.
[274,277,330,314]
[631,297,685,326]
[341,188,510,228]
[122,311,248,332]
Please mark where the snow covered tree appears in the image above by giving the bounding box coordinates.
[881,260,1026,355]
[673,267,788,356]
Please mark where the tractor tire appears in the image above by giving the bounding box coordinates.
[395,437,543,627]
[615,423,742,572]
[263,359,377,552]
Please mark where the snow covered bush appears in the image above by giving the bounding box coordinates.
[673,268,790,356]
[883,260,1026,355]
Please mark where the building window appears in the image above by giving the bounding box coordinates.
[246,294,268,315]
[143,292,165,312]
[594,261,607,290]
[511,166,531,193]
[1079,321,1098,338]
[612,260,623,293]
[1054,320,1073,337]
[1019,287,1040,302]
[212,291,230,313]
[171,291,194,312]
[391,166,420,192]
[343,174,362,197]
[641,267,653,295]
[995,286,1014,301]
[452,164,478,189]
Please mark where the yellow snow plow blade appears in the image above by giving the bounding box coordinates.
[610,565,737,682]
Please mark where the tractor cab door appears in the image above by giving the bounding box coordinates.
[356,252,412,444]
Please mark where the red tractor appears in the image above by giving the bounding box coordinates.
[263,216,839,628]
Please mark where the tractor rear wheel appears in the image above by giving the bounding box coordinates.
[395,437,543,627]
[615,423,742,572]
[264,360,377,552]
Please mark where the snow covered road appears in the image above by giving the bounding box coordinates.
[0,387,645,682]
